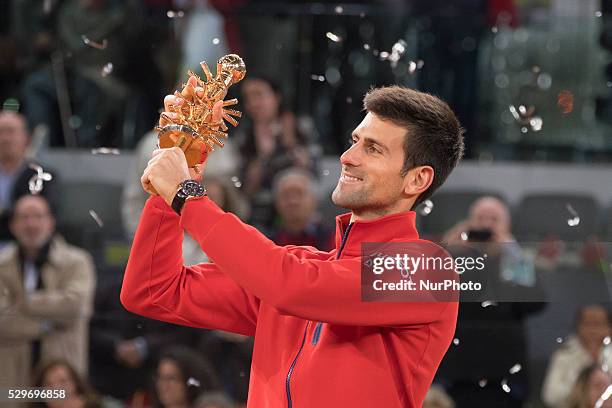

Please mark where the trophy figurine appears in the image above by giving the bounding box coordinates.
[156,54,246,167]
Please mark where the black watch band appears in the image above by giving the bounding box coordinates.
[171,179,206,215]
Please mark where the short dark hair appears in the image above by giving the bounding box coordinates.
[363,86,465,208]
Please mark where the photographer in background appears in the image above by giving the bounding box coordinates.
[435,196,546,408]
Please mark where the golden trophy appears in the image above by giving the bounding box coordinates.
[156,54,246,167]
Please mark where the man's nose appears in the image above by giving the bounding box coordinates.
[340,143,361,167]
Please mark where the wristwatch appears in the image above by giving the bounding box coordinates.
[171,179,207,215]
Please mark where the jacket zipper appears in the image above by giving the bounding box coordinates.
[286,222,354,407]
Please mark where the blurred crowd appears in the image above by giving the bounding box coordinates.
[1,0,612,407]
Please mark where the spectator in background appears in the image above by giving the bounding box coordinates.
[424,385,455,408]
[0,111,58,245]
[0,195,95,404]
[153,346,220,408]
[443,195,535,285]
[266,168,334,251]
[543,305,612,407]
[32,359,122,408]
[437,195,545,407]
[236,75,319,227]
[566,365,612,408]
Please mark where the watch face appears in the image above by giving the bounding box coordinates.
[180,180,205,197]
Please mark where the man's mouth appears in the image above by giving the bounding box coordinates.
[340,172,363,183]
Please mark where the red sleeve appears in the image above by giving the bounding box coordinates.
[120,196,259,336]
[180,197,454,327]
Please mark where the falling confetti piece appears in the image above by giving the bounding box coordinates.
[187,377,201,387]
[481,300,498,308]
[91,147,121,155]
[566,203,580,227]
[460,232,468,241]
[101,63,113,77]
[335,6,344,14]
[326,32,342,42]
[417,199,434,216]
[596,11,603,17]
[346,97,353,104]
[28,164,53,195]
[230,176,242,188]
[212,38,220,45]
[453,338,460,346]
[491,26,498,33]
[595,385,612,408]
[509,364,522,374]
[310,75,325,82]
[363,43,371,50]
[167,10,185,18]
[501,379,511,393]
[81,35,108,50]
[408,60,425,74]
[89,210,104,228]
[322,169,330,176]
[379,39,409,69]
[557,90,574,114]
[529,117,543,132]
[556,337,564,343]
[478,378,488,388]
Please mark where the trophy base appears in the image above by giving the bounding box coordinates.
[158,124,204,167]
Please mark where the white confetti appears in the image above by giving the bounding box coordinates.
[310,75,325,82]
[595,385,612,408]
[28,164,53,195]
[529,117,543,132]
[101,63,113,77]
[417,199,434,216]
[509,363,522,374]
[453,338,460,346]
[230,176,242,188]
[212,38,220,45]
[346,97,353,104]
[187,377,200,387]
[556,337,564,344]
[596,11,603,17]
[91,147,121,155]
[363,43,371,51]
[460,232,469,241]
[167,10,185,18]
[335,6,344,14]
[89,210,104,228]
[491,26,498,33]
[481,300,498,308]
[322,169,330,176]
[566,203,580,227]
[326,32,342,43]
[501,379,511,393]
[478,378,488,388]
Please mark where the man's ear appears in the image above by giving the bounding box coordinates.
[403,165,434,196]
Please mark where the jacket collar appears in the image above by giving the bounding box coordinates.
[333,211,419,257]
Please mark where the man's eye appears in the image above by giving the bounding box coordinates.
[367,145,380,154]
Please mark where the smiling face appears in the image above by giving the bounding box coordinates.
[331,112,433,220]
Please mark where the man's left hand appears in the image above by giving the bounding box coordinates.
[141,147,191,206]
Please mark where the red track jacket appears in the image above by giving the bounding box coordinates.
[121,195,458,407]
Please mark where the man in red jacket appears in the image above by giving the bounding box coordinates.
[121,80,464,407]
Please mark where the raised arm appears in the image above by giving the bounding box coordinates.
[120,196,259,336]
[181,197,456,327]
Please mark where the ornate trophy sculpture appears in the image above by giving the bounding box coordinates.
[156,54,246,167]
